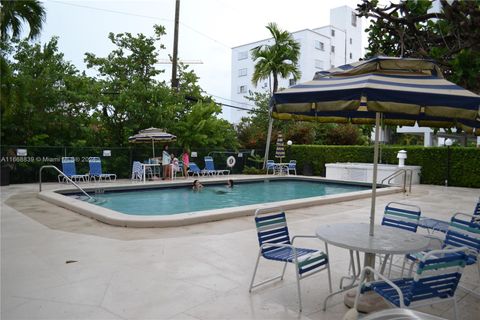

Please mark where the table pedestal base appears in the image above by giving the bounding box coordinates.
[344,289,390,313]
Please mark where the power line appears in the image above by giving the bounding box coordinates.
[50,0,232,49]
[207,93,256,109]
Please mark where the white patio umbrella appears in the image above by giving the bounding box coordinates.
[128,127,176,158]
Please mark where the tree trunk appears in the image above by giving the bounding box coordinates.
[273,73,279,93]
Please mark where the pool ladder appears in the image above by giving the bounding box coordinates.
[381,169,413,193]
[39,165,95,201]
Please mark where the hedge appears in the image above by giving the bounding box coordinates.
[284,145,480,188]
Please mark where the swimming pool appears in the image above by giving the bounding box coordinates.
[38,176,400,227]
[80,180,370,216]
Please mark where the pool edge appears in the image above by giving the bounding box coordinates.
[37,176,403,228]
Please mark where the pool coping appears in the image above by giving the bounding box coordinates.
[37,176,402,228]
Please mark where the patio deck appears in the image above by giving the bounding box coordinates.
[1,176,479,319]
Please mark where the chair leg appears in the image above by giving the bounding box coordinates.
[294,262,302,312]
[281,261,288,280]
[249,249,262,292]
[453,297,458,320]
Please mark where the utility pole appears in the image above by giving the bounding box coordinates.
[171,0,180,89]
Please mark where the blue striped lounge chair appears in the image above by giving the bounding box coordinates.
[187,162,202,177]
[203,156,230,176]
[418,197,480,234]
[88,157,117,182]
[58,157,89,183]
[346,247,470,320]
[249,209,332,312]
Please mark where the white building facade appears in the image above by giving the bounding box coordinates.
[230,6,362,123]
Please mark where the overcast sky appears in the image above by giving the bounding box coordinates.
[39,0,370,120]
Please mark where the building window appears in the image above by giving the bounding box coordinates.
[238,68,247,77]
[351,12,357,27]
[315,59,324,69]
[349,53,352,59]
[289,78,296,86]
[238,51,248,60]
[331,45,335,53]
[315,40,325,51]
[331,29,335,37]
[238,85,247,93]
[350,38,352,45]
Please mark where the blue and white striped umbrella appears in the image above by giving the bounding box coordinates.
[128,127,176,158]
[270,56,480,238]
[273,56,480,134]
[275,133,285,162]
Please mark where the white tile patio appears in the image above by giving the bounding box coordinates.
[1,177,479,319]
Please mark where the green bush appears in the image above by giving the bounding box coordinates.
[285,145,480,188]
[242,166,265,175]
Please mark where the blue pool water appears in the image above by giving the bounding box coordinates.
[80,180,370,216]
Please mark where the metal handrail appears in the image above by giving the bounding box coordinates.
[39,165,94,201]
[381,169,413,193]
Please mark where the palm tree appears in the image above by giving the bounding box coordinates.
[251,22,301,93]
[0,0,46,41]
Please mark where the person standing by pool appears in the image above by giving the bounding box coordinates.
[192,179,203,191]
[181,149,189,179]
[162,145,171,180]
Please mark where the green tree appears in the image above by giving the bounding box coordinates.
[0,0,46,41]
[357,0,480,92]
[1,38,95,146]
[84,25,172,146]
[174,101,238,150]
[251,22,301,93]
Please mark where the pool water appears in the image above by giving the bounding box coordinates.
[83,180,370,216]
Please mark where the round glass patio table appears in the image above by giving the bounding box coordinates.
[316,223,431,313]
[316,222,430,255]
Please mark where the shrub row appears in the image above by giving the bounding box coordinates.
[284,145,480,188]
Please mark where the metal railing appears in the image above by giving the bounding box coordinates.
[39,165,94,201]
[381,169,413,193]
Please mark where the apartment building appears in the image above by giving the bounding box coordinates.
[230,6,362,123]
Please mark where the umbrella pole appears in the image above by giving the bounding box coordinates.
[152,140,155,158]
[369,112,381,237]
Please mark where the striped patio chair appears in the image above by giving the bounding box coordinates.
[419,197,480,234]
[379,202,421,275]
[404,212,480,297]
[131,161,144,181]
[345,247,469,320]
[249,209,332,312]
[266,160,275,175]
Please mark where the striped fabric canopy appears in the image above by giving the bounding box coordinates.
[128,127,177,143]
[128,127,176,158]
[272,56,480,135]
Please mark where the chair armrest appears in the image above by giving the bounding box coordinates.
[291,234,318,243]
[354,266,405,309]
